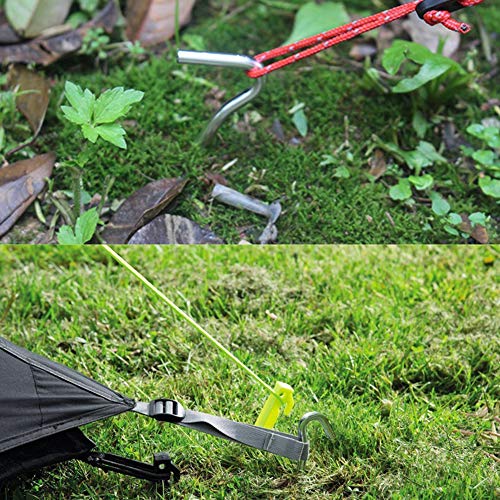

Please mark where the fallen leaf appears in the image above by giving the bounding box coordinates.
[368,150,387,180]
[8,65,50,137]
[126,0,196,46]
[285,2,350,45]
[0,152,55,237]
[471,224,489,244]
[0,1,118,65]
[5,0,73,38]
[458,214,489,244]
[128,215,224,244]
[203,172,229,187]
[102,178,188,244]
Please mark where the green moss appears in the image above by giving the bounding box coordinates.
[30,0,498,244]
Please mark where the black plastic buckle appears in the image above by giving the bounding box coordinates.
[416,0,465,19]
[149,399,186,423]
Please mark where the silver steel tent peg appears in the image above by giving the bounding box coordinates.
[297,412,335,470]
[177,50,266,145]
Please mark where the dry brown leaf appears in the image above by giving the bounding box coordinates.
[368,150,387,180]
[126,0,196,46]
[8,66,50,137]
[128,215,224,244]
[102,178,188,244]
[0,152,55,237]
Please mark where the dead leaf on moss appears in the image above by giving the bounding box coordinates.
[128,214,224,244]
[459,214,489,244]
[0,152,55,237]
[368,150,387,180]
[102,178,188,244]
[126,0,196,46]
[8,65,50,137]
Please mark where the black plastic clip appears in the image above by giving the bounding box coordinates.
[149,399,186,423]
[84,451,180,483]
[416,0,465,19]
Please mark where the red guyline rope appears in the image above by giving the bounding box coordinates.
[247,0,484,78]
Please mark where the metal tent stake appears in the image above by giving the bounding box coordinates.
[177,50,266,145]
[298,412,335,469]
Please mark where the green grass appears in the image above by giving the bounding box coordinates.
[0,245,498,498]
[13,0,495,244]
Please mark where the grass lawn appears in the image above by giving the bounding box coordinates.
[0,245,498,498]
[4,0,494,244]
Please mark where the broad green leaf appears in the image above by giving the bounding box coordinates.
[383,40,462,76]
[404,150,433,171]
[408,174,434,191]
[82,123,99,143]
[417,141,446,164]
[466,123,485,139]
[285,2,350,45]
[447,212,462,225]
[390,179,412,201]
[430,191,450,216]
[382,40,410,75]
[61,106,87,125]
[444,225,460,236]
[95,123,127,149]
[63,82,95,124]
[393,59,452,93]
[334,166,350,178]
[472,149,495,167]
[57,225,80,245]
[292,109,308,137]
[469,212,487,227]
[479,176,500,198]
[74,208,99,244]
[94,87,144,124]
[467,124,500,148]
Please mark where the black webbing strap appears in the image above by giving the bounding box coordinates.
[133,400,309,463]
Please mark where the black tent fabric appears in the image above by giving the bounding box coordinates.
[0,336,134,455]
[0,336,309,485]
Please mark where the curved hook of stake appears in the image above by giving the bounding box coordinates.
[177,50,266,146]
[297,412,335,470]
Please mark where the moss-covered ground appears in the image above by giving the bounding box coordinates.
[24,0,499,243]
[0,245,498,498]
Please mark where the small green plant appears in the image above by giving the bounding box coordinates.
[61,81,144,149]
[366,40,474,138]
[57,81,144,245]
[57,208,99,245]
[461,123,500,199]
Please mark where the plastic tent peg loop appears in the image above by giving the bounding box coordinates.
[177,50,266,145]
[255,381,294,429]
[297,412,335,470]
